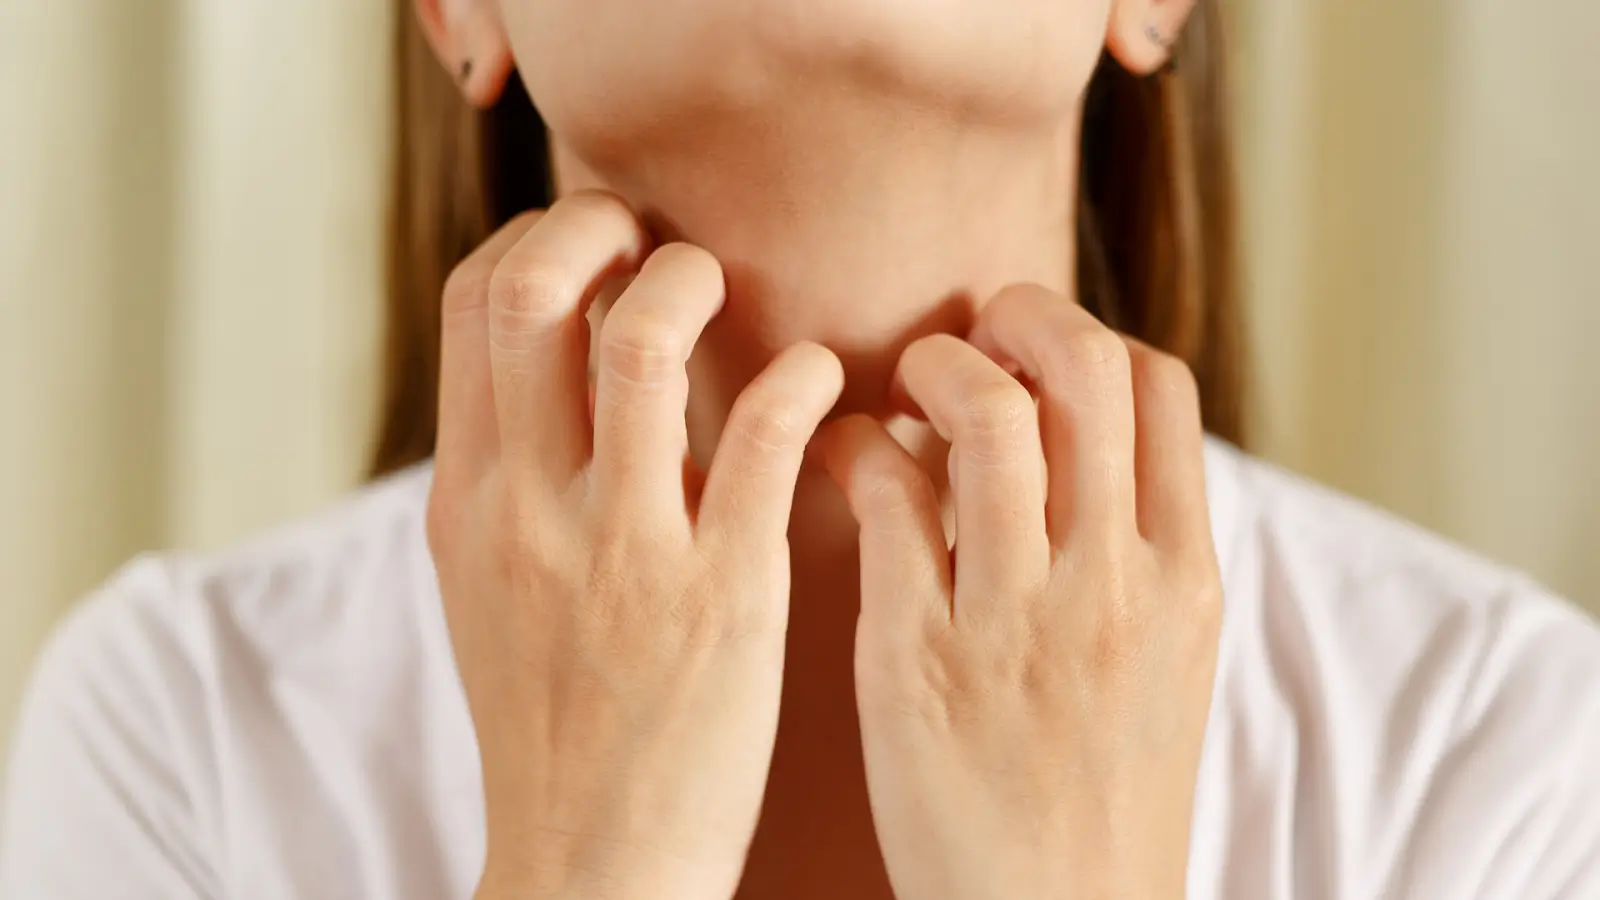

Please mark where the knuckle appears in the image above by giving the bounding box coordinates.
[959,381,1034,449]
[489,264,567,323]
[1065,328,1131,383]
[493,502,560,589]
[859,467,921,512]
[494,536,540,593]
[853,447,934,511]
[486,523,530,589]
[491,492,536,548]
[1190,578,1225,632]
[730,398,806,455]
[1089,592,1148,674]
[596,552,773,646]
[601,316,684,383]
[1168,545,1225,623]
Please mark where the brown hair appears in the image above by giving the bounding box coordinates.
[371,1,1247,478]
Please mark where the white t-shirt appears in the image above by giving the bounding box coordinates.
[3,441,1599,899]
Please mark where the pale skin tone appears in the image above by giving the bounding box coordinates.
[416,1,1221,898]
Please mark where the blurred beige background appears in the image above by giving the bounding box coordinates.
[2,0,1597,756]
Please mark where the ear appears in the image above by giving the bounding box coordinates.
[1105,0,1197,76]
[413,0,516,108]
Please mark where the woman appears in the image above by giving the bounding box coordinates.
[3,0,1598,897]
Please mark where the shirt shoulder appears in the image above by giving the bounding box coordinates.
[1214,444,1600,702]
[1,465,446,899]
[168,463,437,639]
[1203,442,1600,898]
[24,459,437,690]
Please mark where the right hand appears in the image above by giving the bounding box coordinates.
[425,192,845,900]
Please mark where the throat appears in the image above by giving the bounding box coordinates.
[738,525,892,900]
[553,109,1079,464]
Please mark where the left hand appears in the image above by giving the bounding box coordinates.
[817,284,1224,900]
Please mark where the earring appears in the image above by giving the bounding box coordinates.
[459,59,474,83]
[1145,21,1173,49]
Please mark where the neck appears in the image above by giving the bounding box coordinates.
[555,105,1078,555]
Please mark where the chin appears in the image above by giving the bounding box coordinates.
[502,0,1109,164]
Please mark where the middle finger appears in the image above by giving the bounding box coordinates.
[487,191,648,488]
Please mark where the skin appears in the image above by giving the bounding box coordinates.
[416,1,1220,898]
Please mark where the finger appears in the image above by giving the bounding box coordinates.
[698,342,843,546]
[591,243,726,520]
[487,190,648,487]
[435,212,543,482]
[893,334,1050,602]
[1123,337,1212,554]
[968,284,1137,542]
[815,414,952,627]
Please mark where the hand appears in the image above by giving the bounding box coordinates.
[818,285,1222,900]
[427,192,844,900]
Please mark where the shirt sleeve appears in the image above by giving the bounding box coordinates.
[1388,583,1600,899]
[0,558,217,900]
